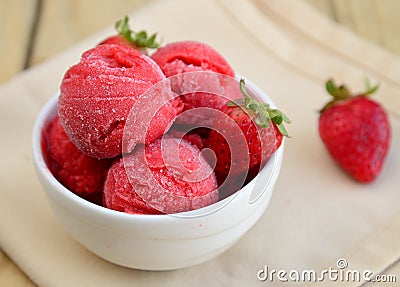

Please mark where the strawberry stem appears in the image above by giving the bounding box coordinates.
[325,79,351,100]
[321,78,380,113]
[115,16,161,49]
[230,79,291,137]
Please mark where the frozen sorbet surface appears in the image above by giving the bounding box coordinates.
[58,44,182,158]
[151,41,238,111]
[44,116,112,203]
[151,41,235,77]
[103,137,218,214]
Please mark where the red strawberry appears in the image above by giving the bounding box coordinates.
[205,79,290,191]
[99,16,160,54]
[319,79,391,182]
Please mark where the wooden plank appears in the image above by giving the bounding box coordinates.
[373,0,400,55]
[306,0,400,56]
[304,0,336,19]
[0,0,35,83]
[30,0,155,66]
[333,0,384,47]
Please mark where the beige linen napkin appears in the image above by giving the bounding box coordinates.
[0,0,399,286]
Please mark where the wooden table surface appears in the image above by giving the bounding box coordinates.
[1,0,399,286]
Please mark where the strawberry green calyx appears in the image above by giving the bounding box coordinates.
[321,78,379,113]
[228,79,291,137]
[364,78,380,96]
[115,16,161,49]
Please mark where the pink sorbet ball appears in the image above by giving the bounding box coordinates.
[103,137,218,214]
[58,44,182,158]
[43,116,112,204]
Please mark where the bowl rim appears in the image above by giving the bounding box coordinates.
[32,76,284,222]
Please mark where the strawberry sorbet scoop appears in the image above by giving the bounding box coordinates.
[43,116,112,203]
[151,41,238,111]
[104,137,218,214]
[151,40,235,78]
[58,44,182,158]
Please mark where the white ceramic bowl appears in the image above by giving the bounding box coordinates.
[32,79,284,271]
